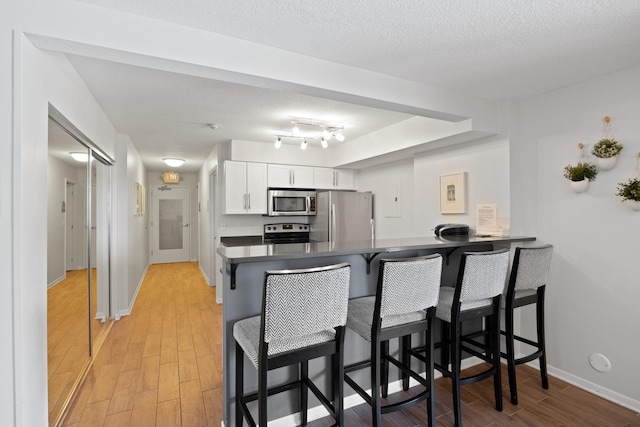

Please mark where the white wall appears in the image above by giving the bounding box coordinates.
[357,158,415,239]
[112,136,149,317]
[357,138,510,239]
[14,38,118,426]
[516,65,640,409]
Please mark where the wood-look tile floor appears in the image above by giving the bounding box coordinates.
[63,262,640,426]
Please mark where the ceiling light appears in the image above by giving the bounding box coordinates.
[163,158,185,168]
[272,117,345,150]
[207,123,221,130]
[322,129,331,140]
[300,140,308,150]
[334,131,345,142]
[275,136,282,149]
[321,137,328,149]
[70,152,88,162]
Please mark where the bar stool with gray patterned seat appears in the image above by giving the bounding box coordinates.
[344,254,443,427]
[435,249,510,427]
[501,244,554,405]
[233,262,351,427]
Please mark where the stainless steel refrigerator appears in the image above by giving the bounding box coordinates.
[310,191,374,244]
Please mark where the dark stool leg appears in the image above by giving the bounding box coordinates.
[300,361,308,425]
[505,302,518,405]
[491,308,503,412]
[537,292,549,389]
[381,340,389,398]
[426,318,435,427]
[450,320,462,427]
[258,359,268,427]
[371,339,382,427]
[401,334,411,391]
[235,342,244,427]
[441,321,451,375]
[333,340,345,427]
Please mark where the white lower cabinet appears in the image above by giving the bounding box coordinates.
[224,161,267,214]
[313,167,355,190]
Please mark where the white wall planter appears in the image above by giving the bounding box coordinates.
[595,155,618,171]
[624,200,640,211]
[570,179,590,193]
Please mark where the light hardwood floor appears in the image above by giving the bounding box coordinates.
[62,262,639,426]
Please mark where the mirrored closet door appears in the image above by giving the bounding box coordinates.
[47,111,113,426]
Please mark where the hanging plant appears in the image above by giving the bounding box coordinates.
[616,178,640,201]
[564,161,597,193]
[563,162,598,182]
[592,116,622,171]
[591,137,623,158]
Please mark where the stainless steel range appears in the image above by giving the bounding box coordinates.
[263,223,310,244]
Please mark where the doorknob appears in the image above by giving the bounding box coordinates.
[183,224,189,227]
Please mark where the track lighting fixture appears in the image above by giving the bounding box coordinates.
[272,116,345,150]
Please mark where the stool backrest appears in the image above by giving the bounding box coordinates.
[262,263,351,343]
[379,254,442,317]
[458,249,510,302]
[508,245,553,292]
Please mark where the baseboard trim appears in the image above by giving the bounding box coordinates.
[199,263,211,286]
[539,363,640,413]
[118,264,149,318]
[48,273,65,289]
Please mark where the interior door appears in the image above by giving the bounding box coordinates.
[152,186,191,263]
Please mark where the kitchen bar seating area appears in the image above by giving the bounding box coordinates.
[218,235,539,426]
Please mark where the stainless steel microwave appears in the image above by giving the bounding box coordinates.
[267,190,316,216]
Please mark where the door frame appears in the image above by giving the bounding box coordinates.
[208,167,217,287]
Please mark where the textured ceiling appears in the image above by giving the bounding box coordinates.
[79,0,640,100]
[66,0,640,172]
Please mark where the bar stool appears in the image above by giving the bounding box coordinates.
[233,263,351,427]
[501,244,553,405]
[435,249,510,427]
[344,254,443,427]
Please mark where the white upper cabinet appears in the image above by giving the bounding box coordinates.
[224,161,267,214]
[267,164,314,188]
[313,167,355,190]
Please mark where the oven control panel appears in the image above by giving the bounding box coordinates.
[264,223,309,233]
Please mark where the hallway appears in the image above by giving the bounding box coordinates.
[62,262,222,426]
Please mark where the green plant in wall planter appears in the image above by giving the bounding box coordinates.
[616,178,640,211]
[592,137,623,170]
[563,162,598,193]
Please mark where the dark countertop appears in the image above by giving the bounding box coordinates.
[217,235,536,264]
[220,235,263,247]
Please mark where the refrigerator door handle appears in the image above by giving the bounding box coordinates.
[370,218,375,242]
[331,204,336,246]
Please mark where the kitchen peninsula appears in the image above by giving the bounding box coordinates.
[217,234,535,426]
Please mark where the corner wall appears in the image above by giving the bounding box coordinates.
[516,64,640,409]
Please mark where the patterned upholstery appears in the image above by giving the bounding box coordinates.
[348,255,442,341]
[234,316,336,368]
[501,245,553,307]
[233,263,351,369]
[436,250,510,323]
[347,296,427,342]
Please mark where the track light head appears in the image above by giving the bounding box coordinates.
[321,137,328,149]
[300,139,308,150]
[275,136,282,149]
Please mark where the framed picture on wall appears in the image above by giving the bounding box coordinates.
[440,172,467,214]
